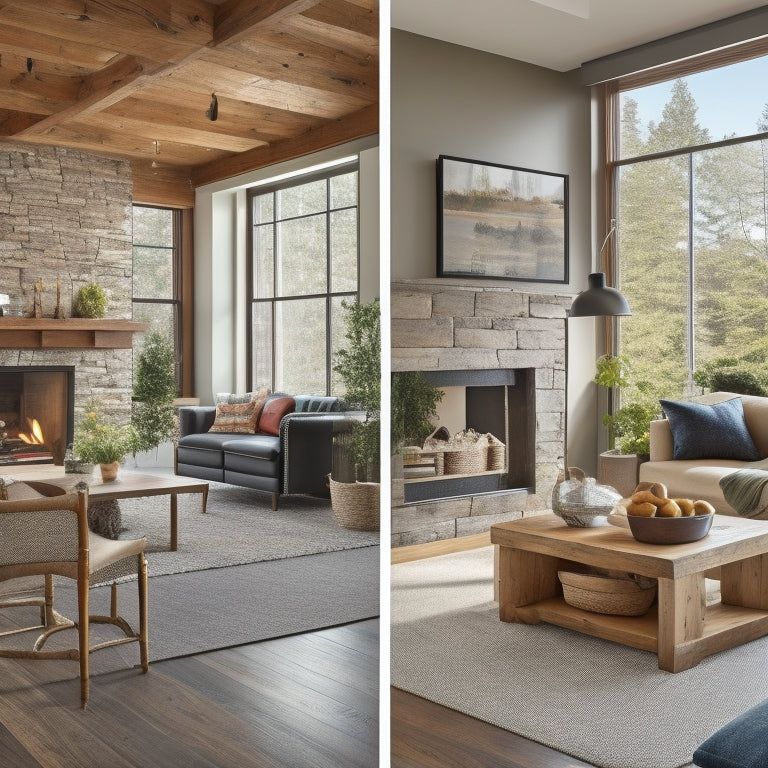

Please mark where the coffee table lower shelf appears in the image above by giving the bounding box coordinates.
[514,597,768,665]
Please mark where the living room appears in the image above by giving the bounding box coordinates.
[389,3,768,768]
[0,3,380,767]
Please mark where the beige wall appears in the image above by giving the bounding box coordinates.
[390,29,601,474]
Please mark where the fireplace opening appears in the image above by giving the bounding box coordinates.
[0,366,75,466]
[402,367,535,503]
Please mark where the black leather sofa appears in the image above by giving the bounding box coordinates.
[175,395,358,510]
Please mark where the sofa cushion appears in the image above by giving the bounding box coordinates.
[257,396,295,436]
[294,395,343,413]
[222,435,281,462]
[693,698,768,768]
[660,398,761,461]
[209,388,269,434]
[215,386,270,404]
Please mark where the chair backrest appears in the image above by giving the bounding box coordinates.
[0,491,87,575]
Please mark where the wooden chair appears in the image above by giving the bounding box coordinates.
[0,485,148,707]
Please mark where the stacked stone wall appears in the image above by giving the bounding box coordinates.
[0,142,134,423]
[391,279,570,547]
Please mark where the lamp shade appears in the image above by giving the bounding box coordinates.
[568,272,631,318]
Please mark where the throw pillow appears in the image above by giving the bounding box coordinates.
[215,384,271,405]
[257,396,295,436]
[209,387,270,434]
[659,397,760,461]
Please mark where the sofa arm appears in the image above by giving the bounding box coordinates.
[649,419,674,461]
[178,406,216,438]
[280,412,360,495]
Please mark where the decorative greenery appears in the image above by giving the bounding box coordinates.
[73,406,134,465]
[693,357,768,396]
[391,371,444,450]
[333,299,380,482]
[72,282,108,318]
[131,330,178,454]
[595,354,660,456]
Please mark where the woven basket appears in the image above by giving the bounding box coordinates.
[443,445,488,475]
[328,475,380,531]
[486,435,505,471]
[557,570,657,616]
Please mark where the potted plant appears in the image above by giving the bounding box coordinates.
[594,354,660,497]
[72,282,108,318]
[131,330,178,457]
[329,298,380,530]
[391,370,444,452]
[73,406,135,482]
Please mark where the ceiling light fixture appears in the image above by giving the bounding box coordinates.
[206,93,218,121]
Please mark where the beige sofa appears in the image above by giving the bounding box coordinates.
[638,392,768,515]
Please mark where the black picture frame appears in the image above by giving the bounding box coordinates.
[436,155,568,283]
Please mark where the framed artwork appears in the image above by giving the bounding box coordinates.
[437,155,568,283]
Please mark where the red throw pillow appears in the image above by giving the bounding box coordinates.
[257,396,295,436]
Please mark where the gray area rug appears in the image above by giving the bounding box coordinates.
[391,546,768,768]
[114,479,379,577]
[56,544,380,666]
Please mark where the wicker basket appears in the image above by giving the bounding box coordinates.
[443,445,488,475]
[486,435,506,471]
[328,475,380,531]
[557,570,657,616]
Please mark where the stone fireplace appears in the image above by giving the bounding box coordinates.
[0,141,137,435]
[391,279,569,546]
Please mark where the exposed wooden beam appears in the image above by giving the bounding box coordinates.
[13,55,146,138]
[191,101,378,187]
[213,0,324,46]
[0,1,214,63]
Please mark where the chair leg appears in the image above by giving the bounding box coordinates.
[138,553,149,672]
[77,574,89,709]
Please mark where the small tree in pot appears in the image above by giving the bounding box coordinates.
[131,330,178,457]
[329,299,380,530]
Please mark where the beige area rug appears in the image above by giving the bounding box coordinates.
[391,546,768,768]
[112,478,379,577]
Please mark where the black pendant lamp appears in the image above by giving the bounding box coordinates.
[568,272,631,318]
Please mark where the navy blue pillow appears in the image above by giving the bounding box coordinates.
[693,698,768,768]
[659,398,760,461]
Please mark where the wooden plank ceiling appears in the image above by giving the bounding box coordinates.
[0,0,379,204]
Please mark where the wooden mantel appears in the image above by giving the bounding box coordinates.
[0,318,148,349]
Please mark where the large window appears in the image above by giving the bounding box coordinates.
[248,162,359,396]
[132,205,181,391]
[609,51,768,402]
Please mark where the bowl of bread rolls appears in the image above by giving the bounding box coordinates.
[622,482,715,544]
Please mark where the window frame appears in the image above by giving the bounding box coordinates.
[245,160,360,396]
[131,204,184,395]
[603,39,768,376]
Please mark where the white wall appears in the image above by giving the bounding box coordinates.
[390,30,600,474]
[194,137,380,404]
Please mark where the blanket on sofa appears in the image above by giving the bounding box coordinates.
[720,458,768,518]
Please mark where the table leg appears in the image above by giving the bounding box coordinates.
[657,572,705,672]
[170,494,178,551]
[201,485,208,514]
[721,552,768,609]
[497,545,560,623]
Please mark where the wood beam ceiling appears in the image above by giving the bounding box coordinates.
[0,0,379,205]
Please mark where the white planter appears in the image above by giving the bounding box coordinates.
[598,450,643,498]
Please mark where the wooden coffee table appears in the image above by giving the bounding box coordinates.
[491,513,768,672]
[10,466,209,552]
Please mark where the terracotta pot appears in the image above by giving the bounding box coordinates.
[99,461,120,482]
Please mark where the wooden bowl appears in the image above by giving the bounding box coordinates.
[627,513,713,544]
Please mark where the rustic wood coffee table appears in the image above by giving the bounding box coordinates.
[491,513,768,672]
[11,466,208,552]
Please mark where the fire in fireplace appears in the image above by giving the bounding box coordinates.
[0,366,74,466]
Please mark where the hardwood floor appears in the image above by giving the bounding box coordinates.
[0,619,379,768]
[390,535,594,768]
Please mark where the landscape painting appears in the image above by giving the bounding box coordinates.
[437,155,568,283]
